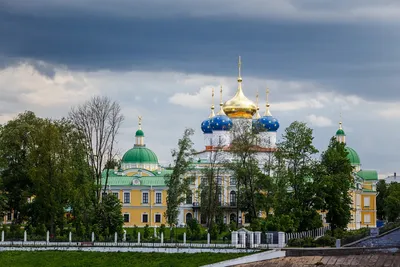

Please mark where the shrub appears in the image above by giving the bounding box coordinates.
[159,224,166,236]
[315,235,336,247]
[287,238,304,247]
[143,224,150,239]
[132,225,138,239]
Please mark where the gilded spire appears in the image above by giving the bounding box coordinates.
[264,87,272,116]
[339,112,343,129]
[255,89,261,119]
[138,116,142,129]
[238,56,242,82]
[217,85,226,115]
[209,88,215,118]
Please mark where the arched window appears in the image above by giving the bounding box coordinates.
[186,213,193,222]
[230,191,237,206]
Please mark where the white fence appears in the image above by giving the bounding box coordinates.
[285,225,331,241]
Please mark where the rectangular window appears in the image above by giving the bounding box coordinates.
[142,214,148,223]
[123,214,130,223]
[364,197,370,207]
[186,191,192,204]
[155,214,161,223]
[7,213,12,221]
[142,192,149,204]
[217,177,222,185]
[230,177,236,185]
[364,214,371,224]
[155,192,162,204]
[124,192,130,203]
[113,192,119,199]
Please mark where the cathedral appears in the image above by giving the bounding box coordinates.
[96,57,377,230]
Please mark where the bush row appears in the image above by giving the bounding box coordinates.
[287,235,336,247]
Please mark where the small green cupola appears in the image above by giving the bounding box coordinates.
[335,121,346,144]
[135,116,145,146]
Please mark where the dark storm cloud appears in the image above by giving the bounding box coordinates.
[1,3,400,101]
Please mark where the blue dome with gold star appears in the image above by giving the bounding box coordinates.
[201,118,213,134]
[259,116,280,132]
[211,115,232,131]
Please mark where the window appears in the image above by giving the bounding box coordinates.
[218,191,222,204]
[364,197,370,207]
[142,214,148,223]
[230,177,236,186]
[155,214,161,223]
[155,192,162,204]
[186,213,193,222]
[217,177,222,185]
[102,192,107,198]
[7,212,12,221]
[186,191,193,204]
[124,192,130,203]
[113,192,119,199]
[123,214,130,223]
[230,191,237,205]
[364,214,371,224]
[142,192,149,204]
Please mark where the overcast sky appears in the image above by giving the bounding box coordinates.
[1,0,399,178]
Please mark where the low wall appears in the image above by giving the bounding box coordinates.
[283,247,399,257]
[200,250,286,267]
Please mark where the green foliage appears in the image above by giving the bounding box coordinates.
[164,128,195,227]
[132,225,138,239]
[338,228,370,245]
[379,220,400,235]
[376,180,388,220]
[315,235,336,247]
[186,219,201,240]
[265,215,296,233]
[384,183,400,222]
[273,121,322,231]
[287,237,316,247]
[317,137,353,233]
[96,194,123,236]
[143,224,150,239]
[0,251,248,267]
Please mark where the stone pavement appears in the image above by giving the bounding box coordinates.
[354,228,400,247]
[235,254,400,266]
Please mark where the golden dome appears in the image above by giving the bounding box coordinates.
[222,57,257,119]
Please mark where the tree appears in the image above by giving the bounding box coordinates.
[376,180,388,220]
[96,194,123,237]
[228,121,273,225]
[164,128,195,227]
[69,96,124,202]
[385,183,400,222]
[273,121,322,231]
[317,137,353,233]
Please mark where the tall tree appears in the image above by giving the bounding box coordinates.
[69,96,124,202]
[317,137,353,233]
[164,128,195,227]
[273,121,322,231]
[385,183,400,222]
[228,121,272,225]
[376,180,388,220]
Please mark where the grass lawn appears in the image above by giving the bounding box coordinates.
[0,251,248,267]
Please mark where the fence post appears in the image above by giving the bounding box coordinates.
[1,231,4,242]
[91,232,95,242]
[161,232,164,245]
[183,232,186,244]
[123,229,126,242]
[154,227,157,238]
[138,232,141,244]
[207,233,210,245]
[24,230,27,242]
[278,232,285,248]
[114,232,118,244]
[69,232,72,243]
[231,231,238,246]
[46,231,49,243]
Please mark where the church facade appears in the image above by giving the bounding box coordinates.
[100,58,377,229]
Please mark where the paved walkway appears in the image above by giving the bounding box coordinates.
[355,228,400,247]
[235,254,400,266]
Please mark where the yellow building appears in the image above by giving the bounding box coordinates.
[102,118,171,227]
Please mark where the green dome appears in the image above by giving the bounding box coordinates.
[345,147,360,165]
[135,129,144,137]
[122,146,158,164]
[336,129,345,136]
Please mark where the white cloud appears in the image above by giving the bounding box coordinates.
[306,114,333,127]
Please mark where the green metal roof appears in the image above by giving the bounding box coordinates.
[122,146,158,164]
[135,129,144,137]
[357,170,378,181]
[345,146,360,165]
[101,169,172,186]
[336,129,345,136]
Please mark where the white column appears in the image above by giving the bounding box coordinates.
[254,231,261,245]
[46,231,50,243]
[1,231,4,242]
[240,232,246,248]
[114,232,118,244]
[248,233,254,248]
[231,231,238,245]
[69,232,72,243]
[138,232,141,244]
[91,232,95,242]
[24,231,27,242]
[278,232,285,248]
[207,233,210,244]
[183,232,186,244]
[161,232,164,244]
